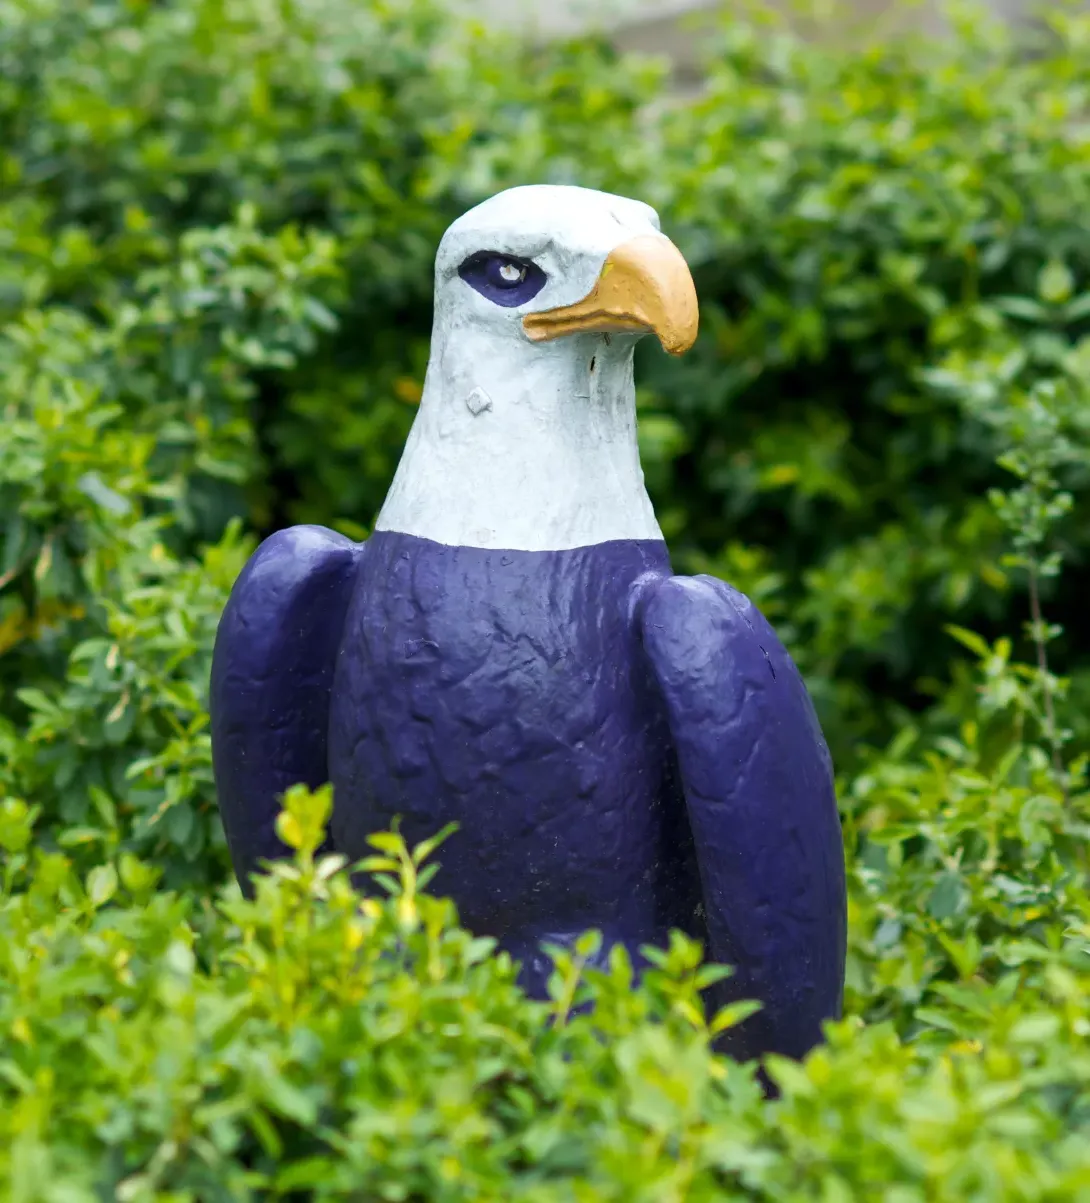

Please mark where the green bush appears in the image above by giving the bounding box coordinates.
[0,0,1088,1196]
[1,758,1087,1199]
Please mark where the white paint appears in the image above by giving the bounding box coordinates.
[464,387,493,416]
[374,184,670,552]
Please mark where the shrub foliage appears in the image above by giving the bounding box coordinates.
[0,0,1088,1197]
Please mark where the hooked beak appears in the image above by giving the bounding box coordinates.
[521,234,699,356]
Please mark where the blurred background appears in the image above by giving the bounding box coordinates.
[1,0,1087,880]
[456,0,1044,88]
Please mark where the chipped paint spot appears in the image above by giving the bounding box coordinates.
[465,387,493,417]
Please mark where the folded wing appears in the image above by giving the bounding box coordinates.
[210,525,363,893]
[638,574,846,1060]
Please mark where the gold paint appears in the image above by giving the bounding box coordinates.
[522,234,699,355]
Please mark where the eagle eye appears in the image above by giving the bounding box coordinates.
[458,252,547,308]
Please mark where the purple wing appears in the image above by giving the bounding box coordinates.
[210,525,363,893]
[638,574,846,1061]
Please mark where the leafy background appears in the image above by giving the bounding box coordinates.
[0,0,1087,1197]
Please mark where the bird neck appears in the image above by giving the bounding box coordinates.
[374,332,663,552]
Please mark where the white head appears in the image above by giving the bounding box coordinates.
[374,184,699,551]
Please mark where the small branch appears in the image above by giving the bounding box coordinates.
[1026,559,1068,804]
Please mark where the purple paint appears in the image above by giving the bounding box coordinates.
[457,251,549,307]
[638,575,847,1059]
[327,532,702,991]
[211,525,846,1060]
[210,525,361,878]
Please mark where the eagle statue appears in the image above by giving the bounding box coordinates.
[209,184,847,1061]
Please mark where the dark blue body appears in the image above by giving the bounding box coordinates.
[210,524,847,1061]
[327,532,701,989]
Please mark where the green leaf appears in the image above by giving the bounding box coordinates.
[86,863,118,908]
[927,872,965,921]
[410,821,458,866]
[710,999,762,1034]
[1038,260,1074,305]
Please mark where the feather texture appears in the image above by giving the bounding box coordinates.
[637,573,847,1059]
[209,525,362,893]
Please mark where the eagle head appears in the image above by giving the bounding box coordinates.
[376,185,699,551]
[433,184,698,356]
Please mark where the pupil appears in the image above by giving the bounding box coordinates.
[498,262,523,283]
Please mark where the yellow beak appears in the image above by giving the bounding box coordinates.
[521,234,699,356]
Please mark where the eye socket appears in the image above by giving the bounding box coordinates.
[458,252,547,308]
